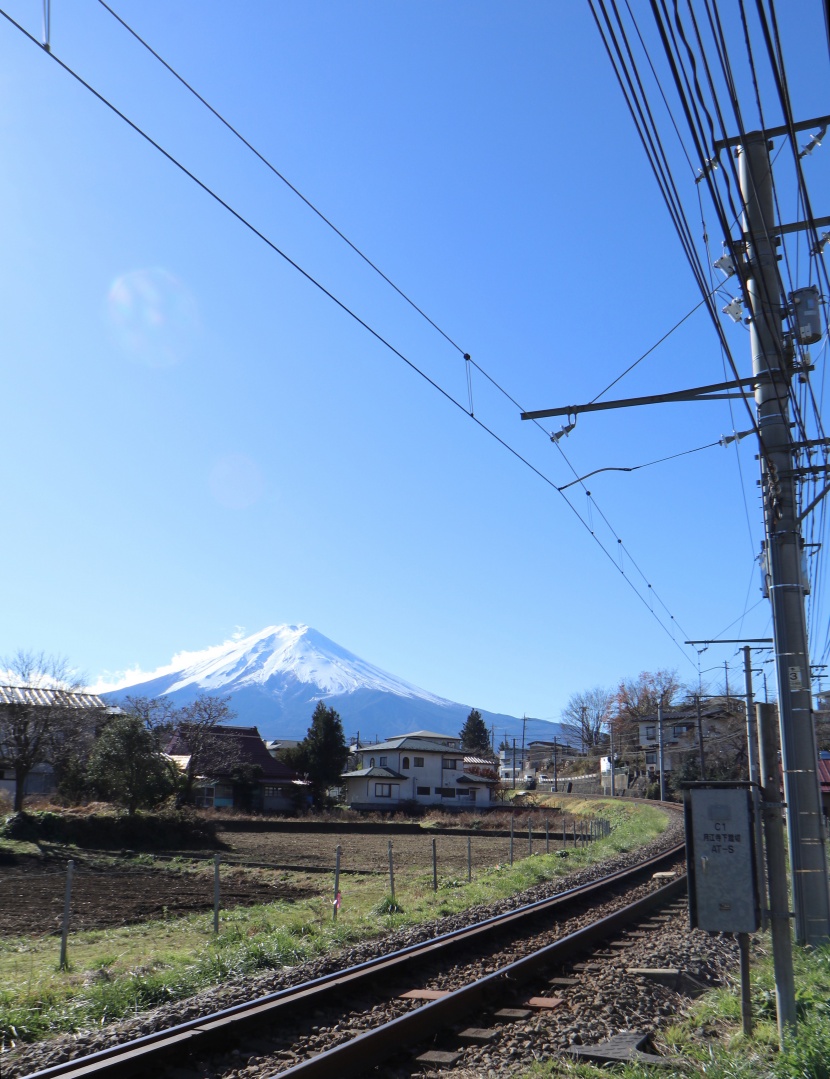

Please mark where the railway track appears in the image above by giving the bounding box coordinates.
[23,842,688,1079]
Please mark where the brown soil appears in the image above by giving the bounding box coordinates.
[0,826,547,937]
[217,827,519,873]
[0,860,314,937]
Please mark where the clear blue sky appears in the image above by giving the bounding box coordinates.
[1,1,827,718]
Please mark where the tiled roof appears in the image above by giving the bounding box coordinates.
[818,757,830,793]
[341,767,407,780]
[166,725,298,781]
[359,736,463,754]
[0,685,107,709]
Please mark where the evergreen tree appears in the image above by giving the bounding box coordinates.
[288,701,349,805]
[459,708,491,754]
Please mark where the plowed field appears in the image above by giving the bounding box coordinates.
[0,826,538,937]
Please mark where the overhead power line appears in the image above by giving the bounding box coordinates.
[94,0,469,359]
[0,4,706,668]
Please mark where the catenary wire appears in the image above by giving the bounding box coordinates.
[0,4,700,669]
[94,0,469,359]
[94,0,712,660]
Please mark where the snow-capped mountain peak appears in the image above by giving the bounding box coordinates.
[160,624,450,703]
[98,624,563,743]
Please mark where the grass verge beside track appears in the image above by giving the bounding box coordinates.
[519,935,830,1079]
[0,798,668,1048]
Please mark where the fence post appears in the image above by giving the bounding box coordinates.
[528,818,533,856]
[545,818,549,853]
[59,859,74,970]
[509,816,514,865]
[467,835,472,882]
[388,839,395,900]
[432,837,438,891]
[213,854,221,934]
[333,844,342,921]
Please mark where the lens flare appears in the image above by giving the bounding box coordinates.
[209,453,266,510]
[107,267,199,367]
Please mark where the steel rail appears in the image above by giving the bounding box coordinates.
[275,875,688,1078]
[22,842,685,1079]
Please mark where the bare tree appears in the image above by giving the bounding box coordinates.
[0,650,99,812]
[560,687,613,753]
[168,694,238,801]
[121,695,178,749]
[611,670,684,776]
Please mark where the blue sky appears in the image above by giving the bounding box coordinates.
[1,1,827,718]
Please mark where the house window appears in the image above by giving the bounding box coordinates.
[402,757,410,769]
[413,756,424,768]
[375,783,392,797]
[463,789,476,800]
[646,751,657,765]
[442,759,459,770]
[416,786,430,796]
[379,756,388,767]
[263,785,284,798]
[369,757,375,767]
[438,787,456,798]
[645,726,656,740]
[673,724,693,737]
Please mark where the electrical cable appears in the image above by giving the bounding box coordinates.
[556,435,739,491]
[0,3,701,669]
[95,0,716,664]
[94,0,469,360]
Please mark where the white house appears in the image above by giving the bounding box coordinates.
[340,731,497,810]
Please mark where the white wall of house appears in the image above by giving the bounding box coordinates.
[342,735,492,808]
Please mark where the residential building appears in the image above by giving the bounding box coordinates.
[340,730,497,810]
[0,685,109,806]
[636,699,747,776]
[166,725,304,812]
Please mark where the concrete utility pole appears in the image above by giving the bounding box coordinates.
[738,131,830,945]
[756,702,797,1042]
[657,702,666,801]
[742,646,760,789]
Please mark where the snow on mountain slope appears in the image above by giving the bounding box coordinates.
[147,624,452,702]
[98,624,565,742]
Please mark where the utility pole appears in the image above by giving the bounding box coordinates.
[742,646,760,789]
[756,702,797,1043]
[657,702,666,801]
[736,130,830,945]
[608,720,615,797]
[695,694,706,778]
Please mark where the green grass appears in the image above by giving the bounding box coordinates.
[0,799,668,1049]
[516,938,830,1079]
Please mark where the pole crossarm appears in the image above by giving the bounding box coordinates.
[772,214,830,237]
[521,376,764,421]
[684,639,774,645]
[713,114,830,150]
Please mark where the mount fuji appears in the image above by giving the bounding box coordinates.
[99,624,566,744]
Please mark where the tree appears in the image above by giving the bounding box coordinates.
[121,695,178,749]
[613,669,682,768]
[170,694,237,801]
[459,709,491,754]
[614,670,681,725]
[86,715,177,815]
[0,650,97,812]
[560,687,613,753]
[285,701,348,805]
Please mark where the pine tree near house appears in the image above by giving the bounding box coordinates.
[459,708,491,755]
[284,701,349,805]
